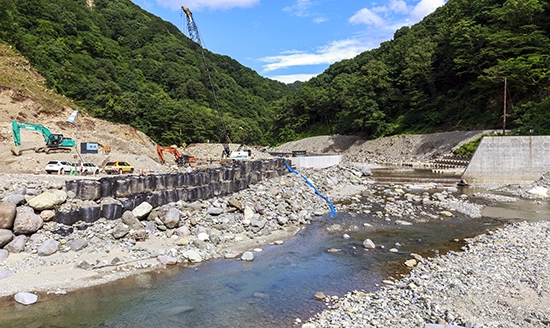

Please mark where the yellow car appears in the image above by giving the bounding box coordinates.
[104,161,134,174]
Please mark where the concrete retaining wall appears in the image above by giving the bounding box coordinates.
[462,136,550,184]
[58,159,289,225]
[290,155,341,169]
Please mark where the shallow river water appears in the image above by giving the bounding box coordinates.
[0,212,505,327]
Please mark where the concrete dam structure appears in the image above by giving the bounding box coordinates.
[462,136,550,184]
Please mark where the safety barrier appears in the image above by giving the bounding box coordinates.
[57,159,289,224]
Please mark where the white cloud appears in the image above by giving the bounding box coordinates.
[260,39,373,73]
[269,73,319,83]
[389,0,410,14]
[283,0,313,17]
[410,0,445,21]
[349,8,385,27]
[158,0,259,10]
[313,17,327,23]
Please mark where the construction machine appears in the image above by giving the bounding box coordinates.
[182,7,250,160]
[156,145,196,166]
[10,120,75,156]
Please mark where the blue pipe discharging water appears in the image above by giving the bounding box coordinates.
[285,162,336,217]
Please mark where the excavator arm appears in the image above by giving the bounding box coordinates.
[157,145,195,166]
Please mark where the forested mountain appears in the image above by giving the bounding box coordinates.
[0,0,293,146]
[270,0,550,142]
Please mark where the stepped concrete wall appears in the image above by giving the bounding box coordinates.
[58,159,289,225]
[462,136,550,184]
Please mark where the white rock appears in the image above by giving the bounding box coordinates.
[14,292,38,305]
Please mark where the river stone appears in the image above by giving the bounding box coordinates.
[224,250,240,259]
[133,228,147,241]
[4,235,28,253]
[363,239,376,249]
[27,190,67,210]
[2,193,26,206]
[176,226,190,237]
[253,292,270,299]
[132,202,153,219]
[207,207,224,215]
[0,202,16,229]
[277,216,288,225]
[0,249,9,261]
[158,255,177,265]
[0,229,14,248]
[121,211,143,230]
[529,186,548,198]
[158,206,180,229]
[243,206,254,221]
[37,239,60,256]
[112,223,129,239]
[13,206,43,235]
[405,259,418,267]
[314,292,326,301]
[241,251,254,261]
[197,232,209,241]
[250,218,266,229]
[40,210,56,222]
[184,250,202,263]
[227,198,243,211]
[67,239,88,251]
[14,292,38,305]
[175,237,189,246]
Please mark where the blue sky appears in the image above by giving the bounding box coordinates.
[130,0,447,83]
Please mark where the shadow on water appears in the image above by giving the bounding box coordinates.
[0,211,505,328]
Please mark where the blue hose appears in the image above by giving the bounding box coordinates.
[284,162,336,217]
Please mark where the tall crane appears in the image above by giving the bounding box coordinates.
[181,7,250,160]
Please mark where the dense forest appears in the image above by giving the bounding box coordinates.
[270,0,550,142]
[0,0,549,146]
[0,0,293,146]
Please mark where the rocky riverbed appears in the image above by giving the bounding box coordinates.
[1,162,550,328]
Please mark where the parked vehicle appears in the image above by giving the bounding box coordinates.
[45,160,74,174]
[81,162,100,175]
[104,161,134,174]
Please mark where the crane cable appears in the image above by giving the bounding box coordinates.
[181,7,230,157]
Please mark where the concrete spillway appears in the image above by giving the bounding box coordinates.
[462,136,550,184]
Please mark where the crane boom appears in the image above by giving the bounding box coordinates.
[181,6,234,159]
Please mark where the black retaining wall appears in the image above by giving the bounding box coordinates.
[57,159,289,225]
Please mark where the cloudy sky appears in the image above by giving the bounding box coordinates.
[131,0,447,83]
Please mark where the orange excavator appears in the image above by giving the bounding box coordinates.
[157,145,196,166]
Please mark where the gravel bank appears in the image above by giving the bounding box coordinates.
[303,220,550,328]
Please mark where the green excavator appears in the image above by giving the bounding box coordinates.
[10,120,75,156]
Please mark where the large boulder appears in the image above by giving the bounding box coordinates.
[132,202,153,219]
[0,229,14,248]
[27,190,67,210]
[112,223,129,239]
[13,206,43,235]
[0,202,17,229]
[158,206,180,229]
[121,211,143,230]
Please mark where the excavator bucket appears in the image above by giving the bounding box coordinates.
[10,146,21,156]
